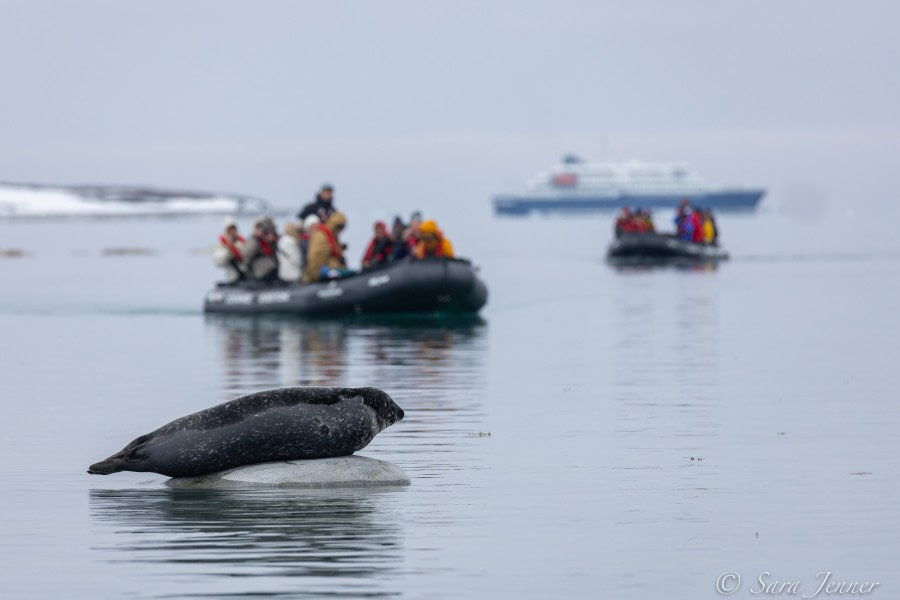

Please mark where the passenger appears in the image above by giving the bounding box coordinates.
[300,214,320,272]
[702,209,718,245]
[676,197,691,220]
[297,183,337,224]
[393,211,423,260]
[362,221,394,269]
[634,208,655,234]
[614,207,634,238]
[677,206,696,241]
[303,211,350,283]
[277,222,303,282]
[242,217,280,282]
[390,216,405,245]
[214,217,246,283]
[413,220,455,259]
[691,207,704,243]
[644,209,656,233]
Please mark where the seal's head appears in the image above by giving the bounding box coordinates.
[356,387,405,429]
[88,434,154,475]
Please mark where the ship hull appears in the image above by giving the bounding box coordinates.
[494,189,764,215]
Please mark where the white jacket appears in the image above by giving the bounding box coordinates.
[214,238,245,283]
[277,235,302,282]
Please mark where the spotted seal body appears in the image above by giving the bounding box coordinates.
[88,387,404,478]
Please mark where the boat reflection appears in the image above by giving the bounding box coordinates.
[612,269,722,439]
[205,314,488,396]
[89,487,405,597]
[609,259,721,273]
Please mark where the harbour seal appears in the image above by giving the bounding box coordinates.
[88,386,404,478]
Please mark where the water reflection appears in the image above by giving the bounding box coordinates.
[609,260,721,274]
[89,488,405,598]
[612,271,721,444]
[205,314,488,395]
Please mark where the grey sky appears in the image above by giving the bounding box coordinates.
[1,1,898,217]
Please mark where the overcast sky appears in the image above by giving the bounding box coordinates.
[1,1,898,218]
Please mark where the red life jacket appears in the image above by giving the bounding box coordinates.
[691,212,704,243]
[320,225,343,258]
[219,234,246,261]
[364,237,394,263]
[257,236,275,256]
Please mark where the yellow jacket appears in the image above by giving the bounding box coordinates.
[702,218,716,244]
[303,212,347,283]
[413,237,454,259]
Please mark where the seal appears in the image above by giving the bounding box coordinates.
[88,386,404,478]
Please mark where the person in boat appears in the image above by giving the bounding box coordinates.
[701,209,718,245]
[297,183,336,224]
[392,211,423,260]
[304,211,352,283]
[300,213,320,273]
[676,197,691,219]
[214,217,246,283]
[674,197,704,243]
[614,207,634,238]
[362,221,394,269]
[390,216,405,245]
[413,219,455,259]
[634,208,655,234]
[242,217,280,282]
[676,205,696,241]
[690,207,704,243]
[277,221,303,282]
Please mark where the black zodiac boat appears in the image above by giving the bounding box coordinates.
[204,258,488,316]
[606,233,729,264]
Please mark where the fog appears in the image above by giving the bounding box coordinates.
[1,1,898,217]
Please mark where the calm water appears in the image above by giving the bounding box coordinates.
[1,209,899,598]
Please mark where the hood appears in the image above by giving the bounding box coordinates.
[326,211,347,230]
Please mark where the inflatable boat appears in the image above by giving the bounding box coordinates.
[607,233,729,263]
[203,258,488,316]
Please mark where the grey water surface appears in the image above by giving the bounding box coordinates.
[0,210,898,598]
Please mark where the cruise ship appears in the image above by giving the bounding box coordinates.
[493,155,765,215]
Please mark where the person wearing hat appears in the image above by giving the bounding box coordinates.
[701,208,718,245]
[392,210,423,260]
[674,197,694,240]
[242,217,280,282]
[300,214,321,272]
[303,211,351,283]
[412,219,454,259]
[298,183,337,224]
[361,220,394,270]
[614,206,634,239]
[213,217,246,283]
